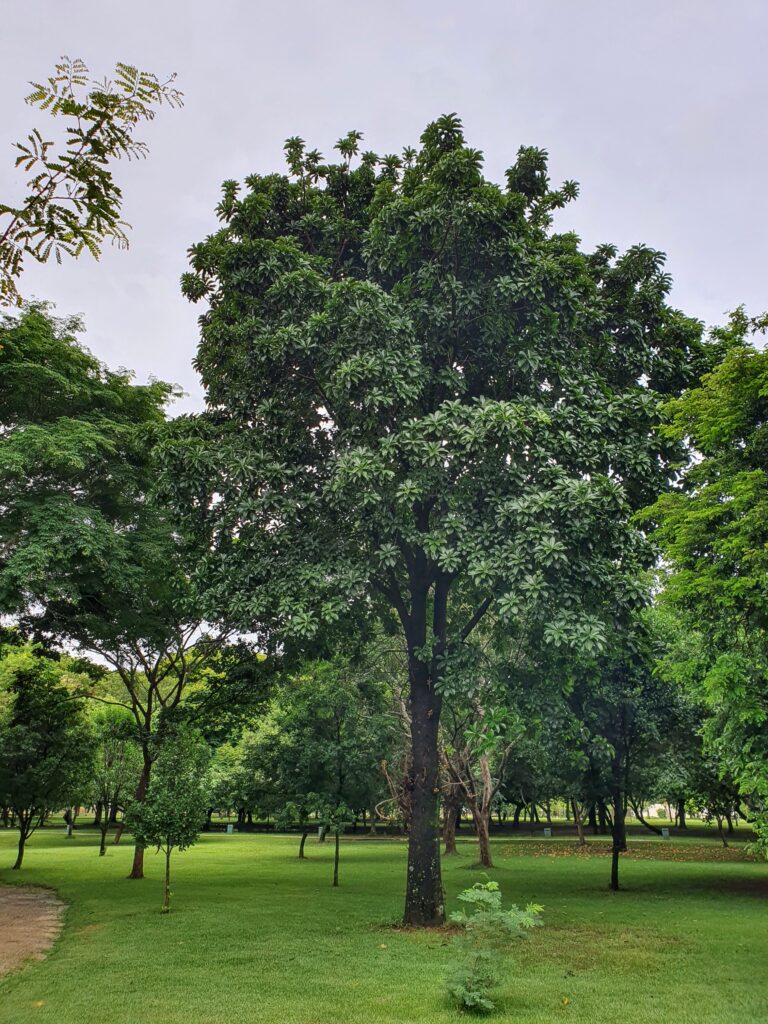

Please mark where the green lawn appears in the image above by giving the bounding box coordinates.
[0,829,766,1023]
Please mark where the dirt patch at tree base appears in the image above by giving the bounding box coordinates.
[0,886,64,979]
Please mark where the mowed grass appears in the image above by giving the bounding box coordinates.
[0,829,766,1024]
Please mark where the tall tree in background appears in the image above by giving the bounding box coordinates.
[0,306,236,879]
[0,644,93,869]
[159,116,708,924]
[646,311,768,852]
[1,57,182,305]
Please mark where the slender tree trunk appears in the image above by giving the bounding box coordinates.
[572,800,586,846]
[610,790,626,891]
[99,821,108,856]
[677,800,687,829]
[443,798,460,856]
[716,815,729,848]
[333,830,340,887]
[404,657,444,926]
[113,821,125,845]
[162,848,171,913]
[13,829,26,870]
[299,828,308,859]
[588,803,598,834]
[129,753,152,879]
[470,803,493,868]
[512,802,523,830]
[93,801,103,827]
[725,809,735,834]
[630,800,663,836]
[598,800,609,835]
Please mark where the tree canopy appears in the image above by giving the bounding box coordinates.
[159,115,711,924]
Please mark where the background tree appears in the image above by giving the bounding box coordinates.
[441,685,520,867]
[158,116,709,924]
[127,726,209,913]
[1,57,182,305]
[645,312,768,852]
[0,644,93,869]
[91,705,142,855]
[254,658,392,875]
[0,305,238,878]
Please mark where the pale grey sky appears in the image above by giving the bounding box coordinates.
[2,1,766,412]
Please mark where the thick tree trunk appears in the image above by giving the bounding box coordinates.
[404,660,444,926]
[129,753,152,879]
[162,848,171,913]
[333,830,340,887]
[93,801,103,827]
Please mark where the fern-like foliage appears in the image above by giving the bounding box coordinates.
[446,882,543,1014]
[0,56,184,305]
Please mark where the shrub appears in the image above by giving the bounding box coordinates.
[446,882,542,1013]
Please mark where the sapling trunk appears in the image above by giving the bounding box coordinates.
[333,830,340,887]
[162,847,171,913]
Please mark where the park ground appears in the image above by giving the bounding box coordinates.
[0,829,766,1024]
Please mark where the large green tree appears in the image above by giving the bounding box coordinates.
[0,305,234,879]
[646,312,768,850]
[159,116,707,924]
[0,644,93,869]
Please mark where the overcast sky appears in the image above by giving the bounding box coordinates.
[2,1,766,412]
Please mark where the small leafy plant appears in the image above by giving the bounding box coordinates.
[446,882,542,1013]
